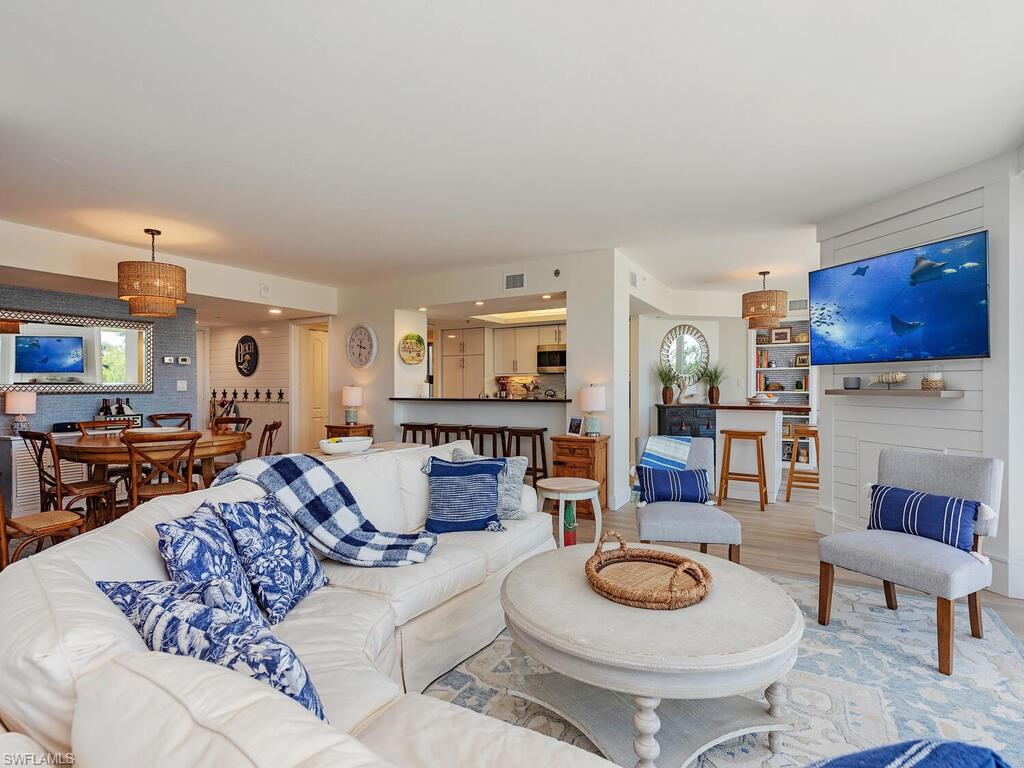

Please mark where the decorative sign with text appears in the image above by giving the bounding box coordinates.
[235,335,259,377]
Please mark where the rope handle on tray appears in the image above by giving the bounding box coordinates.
[594,530,628,564]
[669,560,707,592]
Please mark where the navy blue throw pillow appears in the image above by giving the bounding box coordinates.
[637,466,710,504]
[868,485,980,552]
[422,457,503,533]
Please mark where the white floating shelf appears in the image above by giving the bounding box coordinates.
[824,389,964,398]
[756,342,809,348]
[755,366,809,371]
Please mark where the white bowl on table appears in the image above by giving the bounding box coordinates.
[319,436,373,455]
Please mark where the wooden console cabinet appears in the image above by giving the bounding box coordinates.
[325,424,374,438]
[550,434,609,517]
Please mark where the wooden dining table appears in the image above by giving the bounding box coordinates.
[56,429,252,488]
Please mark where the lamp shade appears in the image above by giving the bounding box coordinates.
[579,385,606,413]
[342,386,364,407]
[118,229,187,318]
[741,271,788,330]
[5,391,37,415]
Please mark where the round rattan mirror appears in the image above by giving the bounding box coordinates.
[660,324,710,387]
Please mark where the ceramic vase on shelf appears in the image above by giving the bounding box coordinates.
[707,385,721,404]
[661,386,674,405]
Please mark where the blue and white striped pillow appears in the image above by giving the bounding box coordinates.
[868,484,981,552]
[637,466,710,504]
[422,457,503,533]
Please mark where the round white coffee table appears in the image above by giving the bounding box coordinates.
[500,544,803,768]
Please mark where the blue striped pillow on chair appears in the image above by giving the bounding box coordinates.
[422,457,504,533]
[868,484,981,552]
[637,466,710,504]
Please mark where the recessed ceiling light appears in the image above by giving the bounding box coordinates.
[541,294,552,299]
[475,301,484,306]
[418,307,427,311]
[268,308,283,315]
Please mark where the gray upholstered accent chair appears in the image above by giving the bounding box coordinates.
[818,448,1004,676]
[634,436,742,562]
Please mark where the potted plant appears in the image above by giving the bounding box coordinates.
[702,364,726,404]
[654,362,678,405]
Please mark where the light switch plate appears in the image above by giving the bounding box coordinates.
[162,356,175,364]
[177,355,192,365]
[176,380,188,392]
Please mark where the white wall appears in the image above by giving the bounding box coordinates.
[393,310,428,398]
[815,149,1023,597]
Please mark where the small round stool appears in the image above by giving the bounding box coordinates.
[785,425,820,501]
[435,424,472,444]
[717,429,768,510]
[470,425,507,457]
[536,477,602,548]
[401,422,437,445]
[505,426,549,486]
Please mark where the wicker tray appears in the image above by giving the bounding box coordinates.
[584,531,712,610]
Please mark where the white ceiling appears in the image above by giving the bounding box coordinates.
[1,2,1022,293]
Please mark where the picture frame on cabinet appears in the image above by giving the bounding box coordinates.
[782,423,792,438]
[567,417,584,437]
[782,440,794,462]
[770,328,791,344]
[794,352,810,367]
[797,444,810,464]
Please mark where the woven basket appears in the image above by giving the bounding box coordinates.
[584,531,712,610]
[921,378,944,391]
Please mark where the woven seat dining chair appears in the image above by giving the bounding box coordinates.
[0,493,84,571]
[148,413,193,429]
[20,431,119,529]
[121,431,202,510]
[76,419,135,497]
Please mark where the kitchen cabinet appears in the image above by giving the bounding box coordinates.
[493,328,517,374]
[514,326,538,374]
[442,328,485,357]
[442,352,485,398]
[537,324,566,345]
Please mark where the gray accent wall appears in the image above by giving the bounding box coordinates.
[0,284,196,430]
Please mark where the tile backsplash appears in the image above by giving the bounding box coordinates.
[497,374,566,399]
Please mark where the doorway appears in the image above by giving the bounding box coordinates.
[295,321,330,451]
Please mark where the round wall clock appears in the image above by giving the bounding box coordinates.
[398,333,426,364]
[347,323,378,368]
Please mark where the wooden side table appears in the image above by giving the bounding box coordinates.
[549,434,609,518]
[536,477,602,547]
[325,424,374,439]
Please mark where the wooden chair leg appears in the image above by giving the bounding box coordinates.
[818,562,834,625]
[937,597,954,675]
[883,580,898,610]
[699,543,708,554]
[728,544,740,563]
[717,436,731,503]
[968,592,983,639]
[754,436,767,511]
[785,431,799,502]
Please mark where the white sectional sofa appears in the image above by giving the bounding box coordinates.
[0,440,611,767]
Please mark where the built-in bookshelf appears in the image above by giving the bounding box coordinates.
[747,317,818,471]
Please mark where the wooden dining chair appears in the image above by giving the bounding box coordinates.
[77,419,135,496]
[148,413,193,429]
[1,493,83,571]
[21,431,119,529]
[258,420,283,457]
[121,431,202,510]
[208,416,253,474]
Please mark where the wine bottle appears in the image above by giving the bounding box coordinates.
[99,398,111,417]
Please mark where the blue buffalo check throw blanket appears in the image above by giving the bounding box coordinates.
[213,454,437,567]
[807,739,1009,768]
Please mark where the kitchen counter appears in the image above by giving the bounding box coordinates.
[710,403,811,413]
[390,396,572,403]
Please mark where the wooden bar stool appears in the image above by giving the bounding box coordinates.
[505,426,549,486]
[470,425,507,457]
[435,424,472,444]
[400,422,437,445]
[786,425,821,501]
[536,477,602,547]
[717,429,768,511]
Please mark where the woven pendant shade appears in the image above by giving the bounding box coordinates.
[741,271,788,330]
[0,319,21,334]
[118,229,186,318]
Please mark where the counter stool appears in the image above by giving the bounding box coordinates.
[717,429,768,511]
[505,426,549,486]
[786,425,820,501]
[401,422,437,445]
[435,424,472,444]
[536,477,602,548]
[470,425,507,457]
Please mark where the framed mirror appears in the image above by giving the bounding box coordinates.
[0,308,154,393]
[660,324,710,387]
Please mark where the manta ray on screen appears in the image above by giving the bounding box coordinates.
[909,255,949,286]
[891,314,925,336]
[851,265,869,276]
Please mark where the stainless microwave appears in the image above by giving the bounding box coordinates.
[537,344,566,373]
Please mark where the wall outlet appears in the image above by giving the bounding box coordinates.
[177,355,192,365]
[176,380,188,392]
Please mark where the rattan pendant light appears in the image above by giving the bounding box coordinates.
[0,318,21,334]
[118,228,186,317]
[741,271,788,330]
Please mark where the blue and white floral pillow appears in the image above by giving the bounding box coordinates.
[216,498,328,624]
[156,505,265,626]
[127,588,326,720]
[97,578,257,625]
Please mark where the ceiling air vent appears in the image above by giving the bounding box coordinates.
[503,272,526,292]
[789,298,808,312]
[629,271,638,288]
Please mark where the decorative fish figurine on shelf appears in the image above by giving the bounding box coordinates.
[867,371,907,387]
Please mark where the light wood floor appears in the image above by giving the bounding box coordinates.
[548,486,1024,641]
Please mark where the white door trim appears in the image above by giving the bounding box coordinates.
[289,317,333,452]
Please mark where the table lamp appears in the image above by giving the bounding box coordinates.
[5,391,36,435]
[342,386,363,425]
[579,384,606,437]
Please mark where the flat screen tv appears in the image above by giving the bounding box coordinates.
[808,232,989,366]
[14,335,86,374]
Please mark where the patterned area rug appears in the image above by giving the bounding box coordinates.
[424,575,1024,766]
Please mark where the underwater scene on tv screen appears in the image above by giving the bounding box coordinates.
[809,232,989,366]
[14,335,86,373]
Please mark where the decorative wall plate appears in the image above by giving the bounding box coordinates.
[347,323,379,368]
[398,332,426,364]
[235,335,259,376]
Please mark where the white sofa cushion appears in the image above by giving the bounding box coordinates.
[319,540,487,625]
[71,652,397,768]
[354,693,614,768]
[440,513,552,575]
[327,452,408,533]
[0,725,48,762]
[274,586,402,732]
